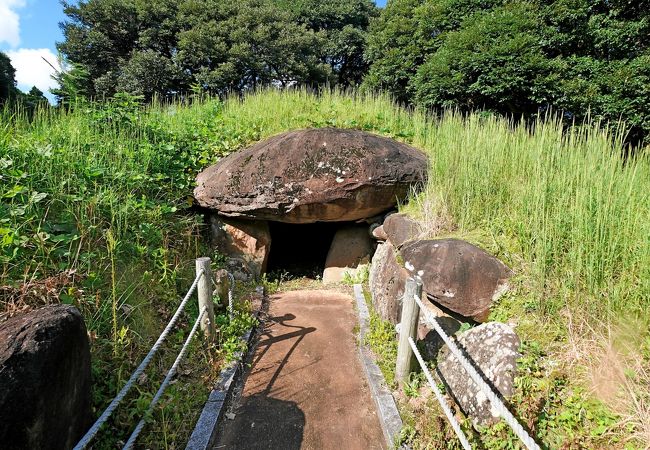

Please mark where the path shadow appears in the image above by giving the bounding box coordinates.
[215,310,314,449]
[215,395,305,450]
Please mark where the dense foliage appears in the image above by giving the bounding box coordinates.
[0,52,17,104]
[56,0,376,101]
[51,0,650,142]
[364,0,650,143]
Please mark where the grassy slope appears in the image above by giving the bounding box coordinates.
[1,89,648,448]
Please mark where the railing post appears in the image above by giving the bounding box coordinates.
[396,277,422,387]
[196,257,215,342]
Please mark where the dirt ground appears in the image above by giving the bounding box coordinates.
[214,289,386,450]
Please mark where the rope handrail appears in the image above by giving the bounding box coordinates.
[408,336,472,449]
[122,307,209,449]
[74,269,206,450]
[413,293,541,450]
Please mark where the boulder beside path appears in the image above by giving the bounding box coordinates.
[0,304,92,450]
[437,322,521,428]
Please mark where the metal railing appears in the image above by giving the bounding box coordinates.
[74,257,233,450]
[395,277,541,450]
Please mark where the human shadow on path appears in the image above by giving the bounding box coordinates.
[215,312,315,450]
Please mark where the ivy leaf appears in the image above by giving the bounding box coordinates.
[30,191,48,204]
[2,185,27,199]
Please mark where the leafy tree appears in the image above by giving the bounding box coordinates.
[413,2,553,114]
[282,0,379,86]
[0,52,18,105]
[23,87,49,109]
[363,0,433,102]
[175,0,326,94]
[58,0,179,99]
[57,0,376,99]
[365,0,650,143]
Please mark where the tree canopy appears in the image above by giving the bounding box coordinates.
[364,0,650,143]
[0,52,18,105]
[57,0,377,100]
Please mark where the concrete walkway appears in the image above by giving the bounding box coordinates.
[214,290,386,450]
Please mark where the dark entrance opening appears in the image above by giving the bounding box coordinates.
[266,221,350,278]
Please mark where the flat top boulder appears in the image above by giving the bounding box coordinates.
[194,128,427,223]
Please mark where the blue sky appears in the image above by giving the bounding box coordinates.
[1,0,386,101]
[0,1,66,101]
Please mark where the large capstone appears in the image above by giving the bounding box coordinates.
[194,128,427,223]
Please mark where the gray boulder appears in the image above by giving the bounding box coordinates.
[209,215,271,278]
[437,322,520,428]
[323,225,373,284]
[0,305,92,450]
[382,213,421,248]
[369,241,408,324]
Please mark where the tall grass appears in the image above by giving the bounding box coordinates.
[5,89,641,318]
[419,113,649,316]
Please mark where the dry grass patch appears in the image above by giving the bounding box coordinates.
[565,313,650,448]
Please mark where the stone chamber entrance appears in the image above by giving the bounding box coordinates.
[266,221,357,278]
[208,214,378,284]
[194,127,428,283]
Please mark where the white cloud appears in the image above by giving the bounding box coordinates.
[0,0,26,47]
[6,48,60,94]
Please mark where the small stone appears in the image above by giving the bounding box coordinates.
[371,224,388,241]
[382,213,421,248]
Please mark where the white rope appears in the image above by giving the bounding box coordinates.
[408,337,472,449]
[74,270,205,450]
[122,307,208,449]
[413,294,541,450]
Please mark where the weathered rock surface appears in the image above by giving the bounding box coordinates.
[369,241,409,324]
[400,239,513,322]
[417,316,462,360]
[382,213,421,248]
[195,128,428,223]
[323,225,373,284]
[370,224,388,241]
[210,215,271,278]
[437,322,520,428]
[0,305,92,450]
